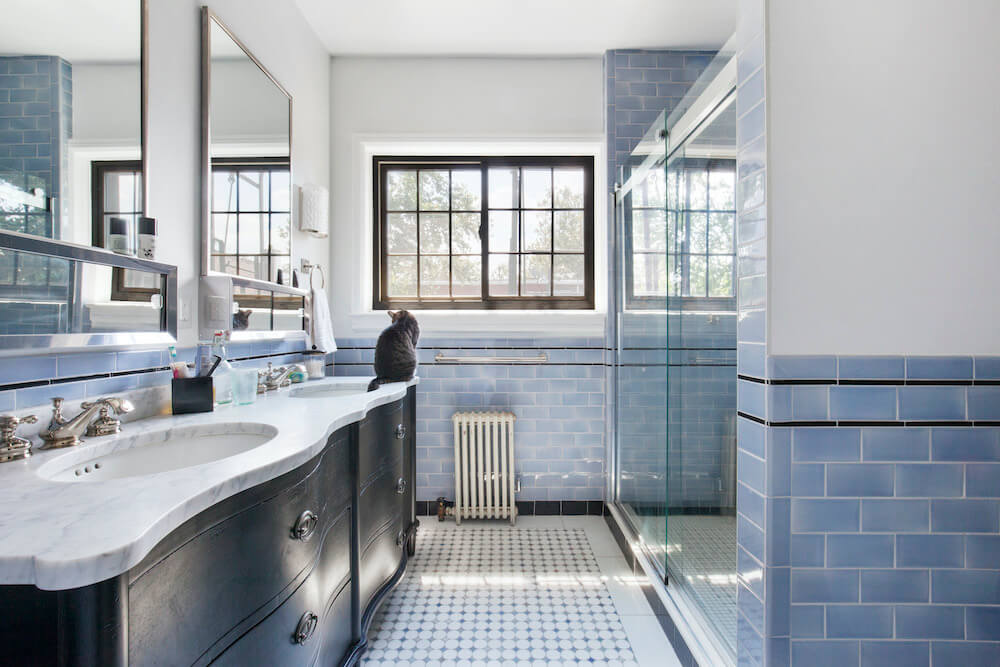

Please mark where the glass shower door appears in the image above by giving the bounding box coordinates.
[614,116,670,575]
[613,91,739,661]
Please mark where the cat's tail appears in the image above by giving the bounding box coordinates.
[367,377,388,392]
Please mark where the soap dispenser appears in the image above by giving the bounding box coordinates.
[210,331,234,406]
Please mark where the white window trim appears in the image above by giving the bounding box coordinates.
[345,135,607,338]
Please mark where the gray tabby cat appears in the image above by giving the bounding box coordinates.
[368,310,420,391]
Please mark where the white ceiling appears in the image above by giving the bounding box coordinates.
[295,0,738,56]
[0,0,139,63]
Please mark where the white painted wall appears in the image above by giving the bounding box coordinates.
[328,56,606,338]
[766,0,1000,355]
[146,0,330,346]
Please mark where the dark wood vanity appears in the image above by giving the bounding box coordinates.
[0,388,417,667]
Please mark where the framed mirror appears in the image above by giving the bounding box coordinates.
[0,232,177,352]
[201,8,293,287]
[0,0,147,252]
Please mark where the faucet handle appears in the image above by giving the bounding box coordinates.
[0,414,37,463]
[81,397,134,414]
[83,397,133,438]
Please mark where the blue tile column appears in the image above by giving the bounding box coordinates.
[0,55,69,238]
[734,0,775,664]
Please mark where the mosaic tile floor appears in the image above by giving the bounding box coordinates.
[362,517,672,666]
[666,514,738,654]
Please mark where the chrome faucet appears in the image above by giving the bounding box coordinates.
[0,414,37,462]
[259,363,307,392]
[40,397,134,449]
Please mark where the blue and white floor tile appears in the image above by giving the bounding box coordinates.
[362,516,679,667]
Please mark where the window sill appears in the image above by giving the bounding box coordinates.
[348,309,606,338]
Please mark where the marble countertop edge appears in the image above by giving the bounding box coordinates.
[0,376,418,590]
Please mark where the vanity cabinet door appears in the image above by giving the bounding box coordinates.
[313,506,352,608]
[316,428,352,516]
[358,459,404,549]
[357,400,405,485]
[400,387,416,530]
[210,573,324,667]
[358,519,405,614]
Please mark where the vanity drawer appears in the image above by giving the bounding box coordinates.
[129,463,328,665]
[359,520,405,614]
[357,400,405,484]
[358,458,404,548]
[210,574,326,667]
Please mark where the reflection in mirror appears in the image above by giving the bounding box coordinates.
[0,246,166,336]
[0,0,144,250]
[204,11,292,285]
[232,285,304,333]
[665,93,736,300]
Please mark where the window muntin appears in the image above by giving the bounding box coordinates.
[627,159,736,305]
[210,158,291,284]
[374,156,594,310]
[668,159,736,298]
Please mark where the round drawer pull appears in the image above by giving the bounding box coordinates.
[394,424,406,439]
[395,477,406,494]
[293,611,318,644]
[291,510,318,541]
[396,530,405,547]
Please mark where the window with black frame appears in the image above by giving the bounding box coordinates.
[210,158,291,284]
[373,156,594,310]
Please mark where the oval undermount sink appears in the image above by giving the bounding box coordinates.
[289,382,370,399]
[36,423,278,482]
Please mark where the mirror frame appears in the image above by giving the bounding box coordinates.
[0,231,178,354]
[199,7,293,285]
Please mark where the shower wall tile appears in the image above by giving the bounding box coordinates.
[760,358,1000,664]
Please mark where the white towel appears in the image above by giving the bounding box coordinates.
[311,286,337,353]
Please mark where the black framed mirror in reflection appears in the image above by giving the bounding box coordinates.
[0,0,146,254]
[202,9,292,287]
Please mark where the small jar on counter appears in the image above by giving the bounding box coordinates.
[303,348,327,379]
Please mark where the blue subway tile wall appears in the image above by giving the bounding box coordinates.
[744,356,1000,665]
[0,338,308,412]
[0,56,68,244]
[333,337,606,503]
[605,48,715,188]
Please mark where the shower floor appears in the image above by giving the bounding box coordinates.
[666,514,738,655]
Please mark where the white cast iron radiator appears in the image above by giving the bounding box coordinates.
[452,411,517,525]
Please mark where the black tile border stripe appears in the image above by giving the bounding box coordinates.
[413,500,606,518]
[738,373,1000,387]
[331,362,605,368]
[0,349,305,395]
[737,411,1000,428]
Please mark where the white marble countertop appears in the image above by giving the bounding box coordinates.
[0,377,417,590]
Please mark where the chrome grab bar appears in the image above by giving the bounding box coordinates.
[434,352,547,364]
